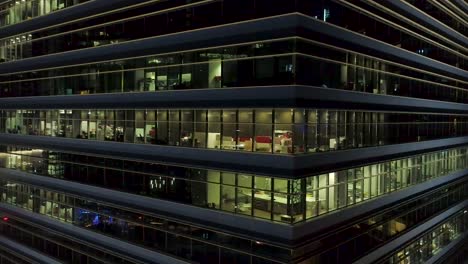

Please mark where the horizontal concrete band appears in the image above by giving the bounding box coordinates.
[0,134,467,178]
[1,166,466,245]
[354,199,468,264]
[0,13,465,81]
[0,235,62,264]
[1,85,468,114]
[0,202,189,264]
[294,136,468,176]
[454,0,468,13]
[0,168,295,245]
[1,0,467,51]
[293,169,468,245]
[296,15,468,81]
[380,0,468,46]
[0,133,295,177]
[0,0,151,39]
[425,232,468,264]
[0,14,299,74]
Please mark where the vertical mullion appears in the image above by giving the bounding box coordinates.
[178,110,181,146]
[220,110,224,149]
[271,109,275,154]
[204,110,208,149]
[192,110,195,147]
[291,109,295,153]
[234,173,238,214]
[166,109,169,145]
[252,109,256,152]
[304,109,309,153]
[271,177,274,221]
[235,110,239,150]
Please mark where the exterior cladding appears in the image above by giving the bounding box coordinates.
[0,1,466,264]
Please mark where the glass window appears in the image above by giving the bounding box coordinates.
[221,110,237,150]
[238,110,253,152]
[255,110,272,153]
[274,109,293,154]
[194,110,207,148]
[207,110,221,149]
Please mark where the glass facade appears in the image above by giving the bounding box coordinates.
[0,0,464,69]
[1,144,467,224]
[0,0,90,28]
[2,168,468,263]
[0,0,465,262]
[383,209,468,264]
[1,108,467,155]
[304,179,468,263]
[442,240,468,264]
[0,248,31,264]
[0,179,291,264]
[405,0,466,35]
[0,216,140,264]
[0,38,466,103]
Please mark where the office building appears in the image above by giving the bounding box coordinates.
[0,0,467,263]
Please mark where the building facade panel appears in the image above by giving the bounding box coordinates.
[0,1,467,263]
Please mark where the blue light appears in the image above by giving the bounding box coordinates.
[92,215,100,226]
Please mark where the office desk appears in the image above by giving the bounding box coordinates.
[243,192,321,215]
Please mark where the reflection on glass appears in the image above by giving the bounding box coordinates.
[2,109,468,156]
[0,179,289,264]
[1,145,467,224]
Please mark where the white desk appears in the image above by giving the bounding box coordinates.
[241,191,323,214]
